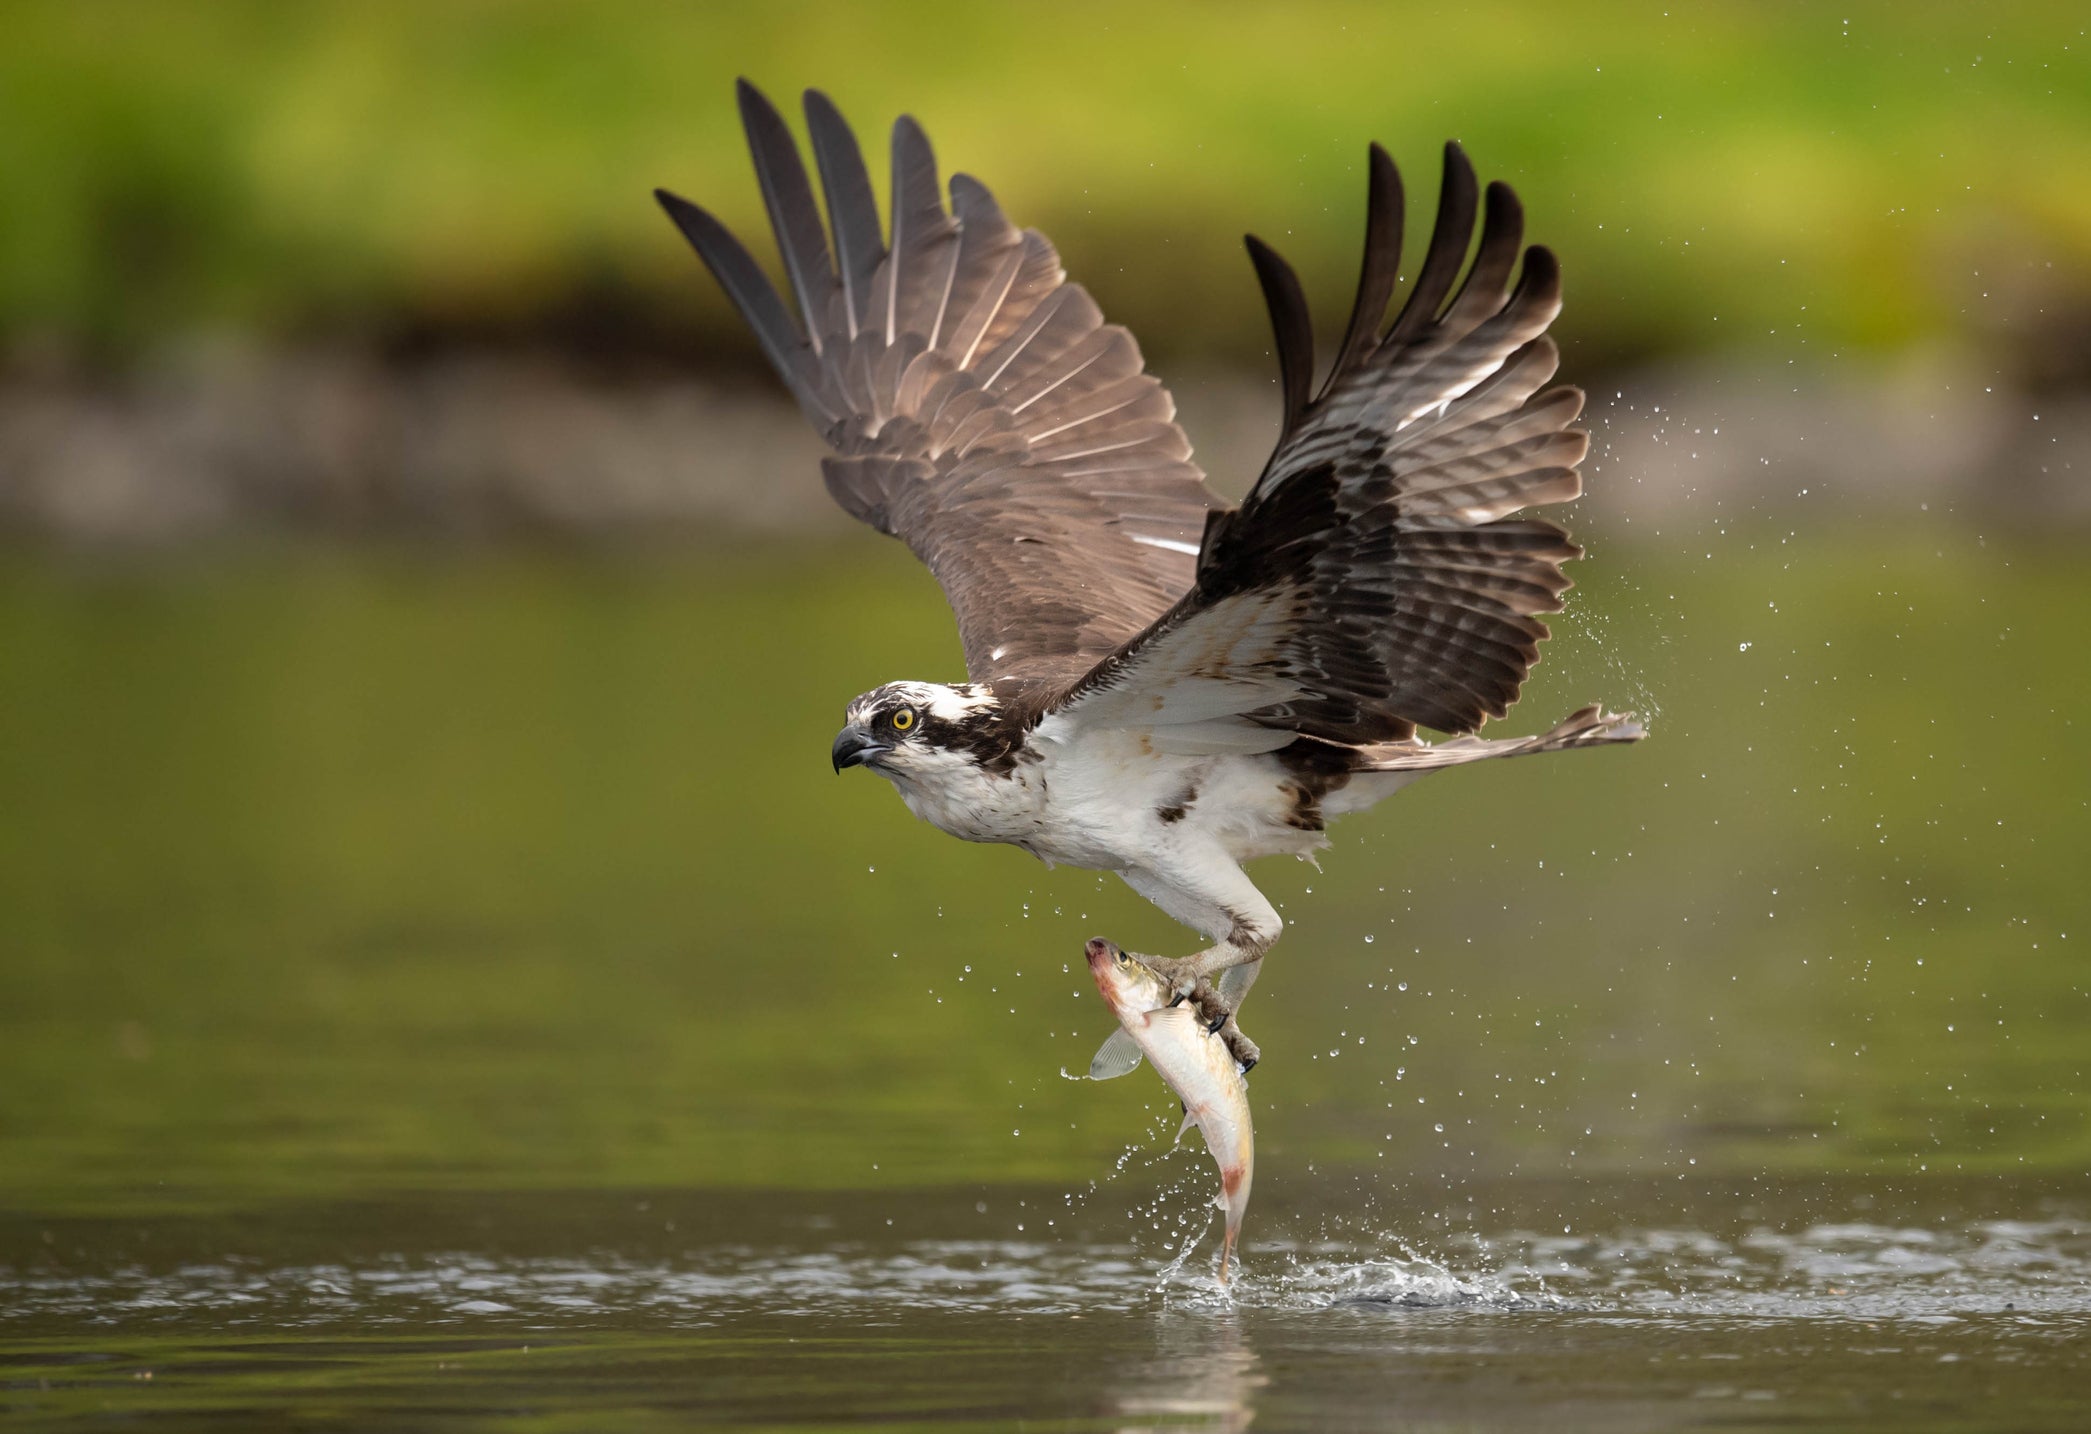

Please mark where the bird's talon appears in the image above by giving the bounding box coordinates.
[1218,1021,1261,1073]
[1188,979,1229,1028]
[1127,954,1261,1068]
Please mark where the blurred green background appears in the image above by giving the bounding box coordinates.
[1,1,2087,1220]
[5,0,2090,366]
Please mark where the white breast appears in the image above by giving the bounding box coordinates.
[1029,727,1326,870]
[877,721,1322,871]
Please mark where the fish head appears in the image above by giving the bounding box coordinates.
[1086,937,1172,1021]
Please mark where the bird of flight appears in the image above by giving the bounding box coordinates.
[657,81,1643,1076]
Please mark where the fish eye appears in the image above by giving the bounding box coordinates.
[1116,951,1130,966]
[889,706,916,733]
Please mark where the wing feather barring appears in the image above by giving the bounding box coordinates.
[659,81,1643,1076]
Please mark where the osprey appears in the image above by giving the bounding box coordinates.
[658,81,1643,1074]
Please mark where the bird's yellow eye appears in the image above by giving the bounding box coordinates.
[891,707,915,732]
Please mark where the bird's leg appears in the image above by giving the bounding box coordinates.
[1205,997,1261,1073]
[1205,955,1266,1069]
[1131,933,1272,1073]
[1114,864,1280,1073]
[1129,946,1235,996]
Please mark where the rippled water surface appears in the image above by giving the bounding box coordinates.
[6,1179,2087,1430]
[4,548,2088,1428]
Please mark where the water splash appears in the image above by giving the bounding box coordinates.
[7,1216,2083,1327]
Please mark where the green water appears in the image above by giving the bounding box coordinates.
[3,527,2088,1427]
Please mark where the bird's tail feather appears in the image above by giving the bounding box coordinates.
[1322,703,1641,817]
[1352,703,1644,772]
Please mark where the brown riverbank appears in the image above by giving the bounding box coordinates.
[3,346,2084,548]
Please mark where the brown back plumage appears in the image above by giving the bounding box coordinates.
[660,89,1589,741]
[657,81,1222,695]
[1058,143,1586,740]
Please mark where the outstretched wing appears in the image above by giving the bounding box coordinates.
[1048,143,1586,748]
[657,81,1223,692]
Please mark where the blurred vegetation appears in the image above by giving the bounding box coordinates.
[3,1,2090,370]
[1,526,2084,1214]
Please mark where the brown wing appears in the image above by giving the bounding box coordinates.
[1053,143,1587,742]
[656,81,1223,691]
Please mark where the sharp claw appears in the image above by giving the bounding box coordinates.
[1213,1016,1261,1074]
[1136,958,1263,1066]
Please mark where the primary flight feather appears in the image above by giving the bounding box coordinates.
[658,81,1643,1072]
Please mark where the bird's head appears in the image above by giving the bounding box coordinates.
[831,681,1002,778]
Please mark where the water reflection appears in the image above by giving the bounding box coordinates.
[1111,1315,1265,1433]
[3,541,2089,1428]
[3,1181,2087,1429]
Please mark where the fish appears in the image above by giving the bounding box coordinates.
[1085,936,1255,1281]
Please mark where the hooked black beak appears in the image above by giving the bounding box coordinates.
[831,727,888,773]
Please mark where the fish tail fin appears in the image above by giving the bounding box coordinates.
[1218,1164,1250,1284]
